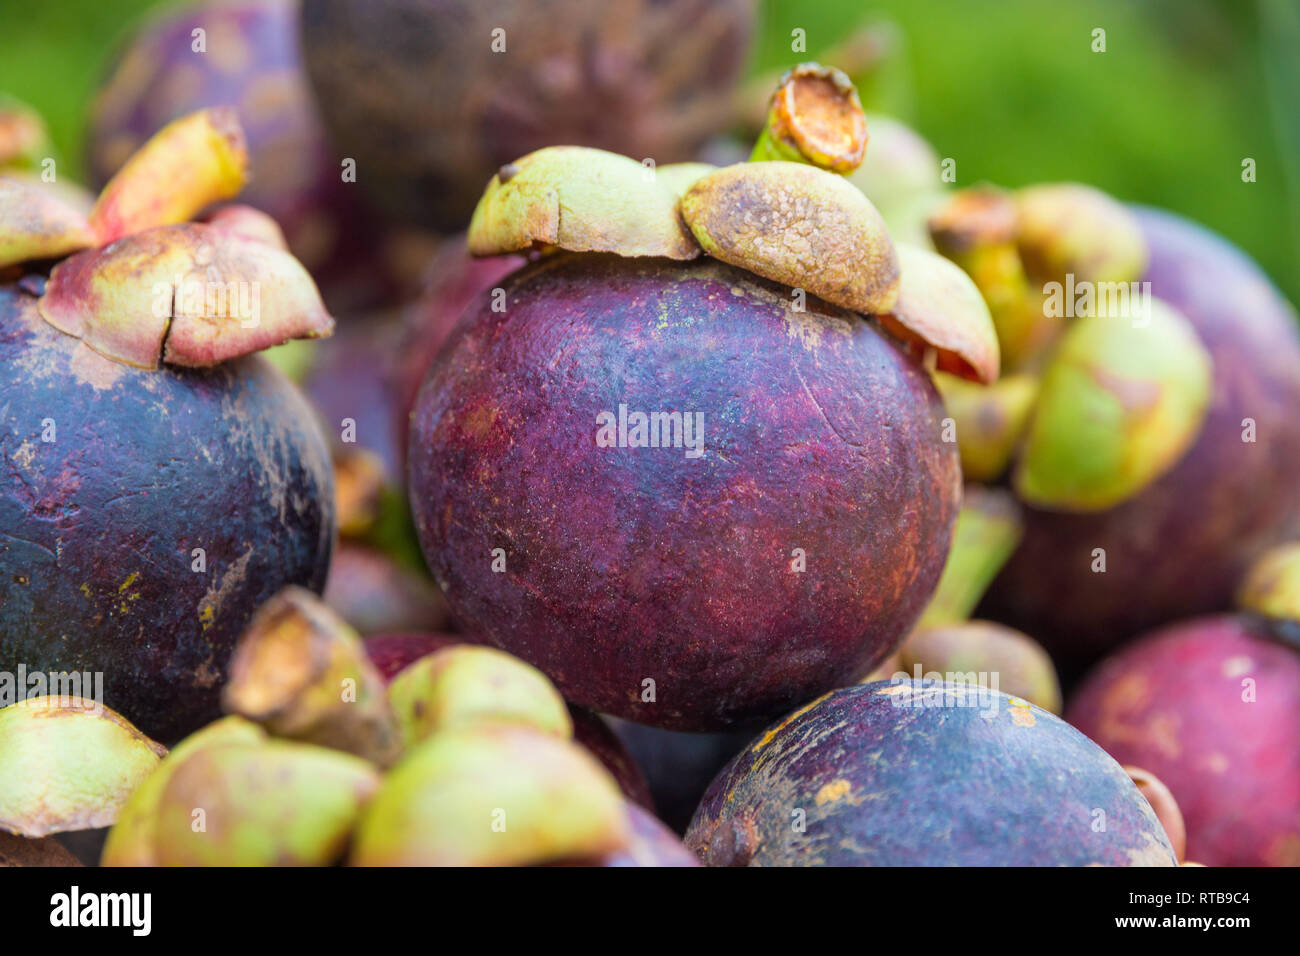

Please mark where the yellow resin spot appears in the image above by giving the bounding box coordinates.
[815,779,852,806]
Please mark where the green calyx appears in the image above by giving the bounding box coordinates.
[882,242,999,384]
[934,371,1040,482]
[655,162,717,199]
[1015,182,1148,285]
[147,740,379,867]
[681,160,901,315]
[350,726,629,867]
[101,716,266,867]
[467,146,700,260]
[1014,298,1212,512]
[0,697,165,838]
[221,587,402,768]
[917,485,1024,628]
[388,645,572,748]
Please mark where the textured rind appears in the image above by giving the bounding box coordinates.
[1068,615,1300,867]
[408,254,960,730]
[0,283,334,742]
[982,207,1300,669]
[686,680,1177,866]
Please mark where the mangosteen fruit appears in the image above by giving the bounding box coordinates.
[687,680,1178,866]
[0,110,336,741]
[86,0,434,310]
[976,202,1300,668]
[1067,548,1300,867]
[408,69,1002,731]
[299,0,757,231]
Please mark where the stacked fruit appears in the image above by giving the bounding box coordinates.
[1,0,1296,868]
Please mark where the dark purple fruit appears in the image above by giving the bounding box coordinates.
[0,282,333,742]
[687,680,1177,866]
[982,207,1300,670]
[299,0,756,231]
[408,253,960,731]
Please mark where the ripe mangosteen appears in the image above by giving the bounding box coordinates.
[408,68,1001,730]
[0,110,336,741]
[687,680,1177,866]
[980,205,1300,669]
[1067,546,1300,866]
[86,0,434,310]
[299,0,757,231]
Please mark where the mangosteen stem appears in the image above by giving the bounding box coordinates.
[749,63,868,175]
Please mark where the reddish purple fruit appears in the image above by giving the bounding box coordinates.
[0,282,333,743]
[687,680,1178,866]
[1067,615,1300,867]
[984,208,1300,669]
[408,254,960,731]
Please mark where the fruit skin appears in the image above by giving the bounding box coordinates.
[300,0,755,231]
[0,832,82,867]
[0,283,334,743]
[85,0,412,311]
[409,254,960,730]
[983,207,1300,669]
[1067,615,1300,867]
[687,680,1177,866]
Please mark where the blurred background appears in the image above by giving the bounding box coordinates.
[0,0,1296,303]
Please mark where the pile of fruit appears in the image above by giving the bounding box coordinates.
[1,0,1296,868]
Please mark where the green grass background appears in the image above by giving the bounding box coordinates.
[0,0,1296,303]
